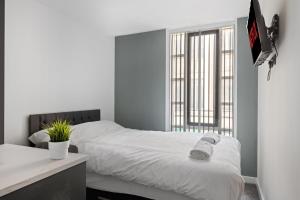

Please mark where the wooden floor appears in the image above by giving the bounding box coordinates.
[242,184,260,200]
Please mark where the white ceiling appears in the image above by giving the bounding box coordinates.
[37,0,250,36]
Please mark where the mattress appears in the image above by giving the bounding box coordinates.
[70,121,244,200]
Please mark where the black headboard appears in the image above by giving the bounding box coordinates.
[29,109,101,136]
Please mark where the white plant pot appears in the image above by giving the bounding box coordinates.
[48,140,70,159]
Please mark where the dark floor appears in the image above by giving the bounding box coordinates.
[87,183,260,200]
[242,184,260,200]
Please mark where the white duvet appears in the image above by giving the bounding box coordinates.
[70,121,244,200]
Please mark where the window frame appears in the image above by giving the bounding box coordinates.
[186,30,220,128]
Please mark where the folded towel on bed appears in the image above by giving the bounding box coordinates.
[190,140,213,160]
[201,132,221,144]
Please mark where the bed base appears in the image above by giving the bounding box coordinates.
[87,187,152,200]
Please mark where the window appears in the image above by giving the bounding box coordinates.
[170,26,234,136]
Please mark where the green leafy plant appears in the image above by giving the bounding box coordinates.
[45,120,72,142]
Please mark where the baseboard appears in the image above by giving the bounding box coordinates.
[256,180,266,200]
[242,176,266,200]
[243,176,257,184]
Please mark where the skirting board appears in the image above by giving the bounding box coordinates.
[243,176,257,184]
[256,180,266,200]
[243,176,266,200]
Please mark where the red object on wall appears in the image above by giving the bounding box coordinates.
[249,21,258,49]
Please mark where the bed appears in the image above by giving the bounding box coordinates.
[29,109,244,200]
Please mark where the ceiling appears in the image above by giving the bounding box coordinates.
[37,0,251,36]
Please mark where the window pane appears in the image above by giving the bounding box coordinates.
[188,32,218,127]
[220,27,234,135]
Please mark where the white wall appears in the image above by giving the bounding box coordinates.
[258,0,300,199]
[5,0,114,145]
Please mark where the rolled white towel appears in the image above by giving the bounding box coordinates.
[201,132,221,144]
[190,140,213,160]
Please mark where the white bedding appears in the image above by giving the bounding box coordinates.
[70,121,244,200]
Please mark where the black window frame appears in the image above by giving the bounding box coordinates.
[186,30,220,128]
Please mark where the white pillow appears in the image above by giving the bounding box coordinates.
[28,129,50,145]
[70,121,123,144]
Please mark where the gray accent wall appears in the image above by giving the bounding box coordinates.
[236,17,258,177]
[0,0,4,145]
[115,29,166,131]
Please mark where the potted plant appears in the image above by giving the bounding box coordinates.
[46,120,72,159]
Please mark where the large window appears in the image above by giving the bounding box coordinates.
[170,26,234,136]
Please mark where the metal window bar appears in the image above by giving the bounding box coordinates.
[202,34,205,134]
[179,34,181,130]
[170,34,173,131]
[208,34,211,133]
[195,35,197,132]
[184,33,188,132]
[175,34,178,131]
[229,28,232,133]
[223,29,226,135]
[197,32,201,132]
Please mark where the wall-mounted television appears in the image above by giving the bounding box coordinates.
[247,0,272,67]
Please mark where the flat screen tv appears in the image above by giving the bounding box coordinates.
[247,0,272,67]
